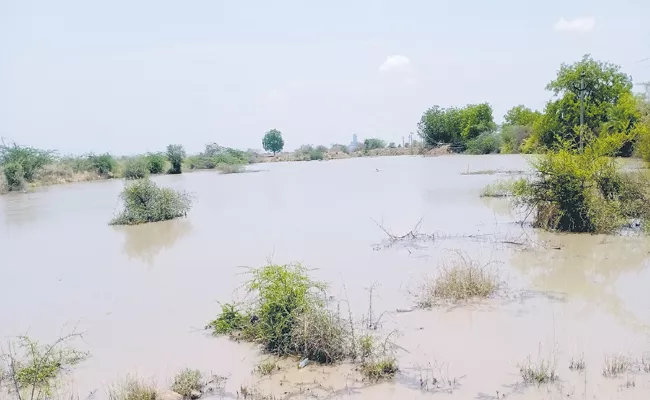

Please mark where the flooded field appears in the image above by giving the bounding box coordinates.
[1,154,649,399]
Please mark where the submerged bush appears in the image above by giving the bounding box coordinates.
[207,264,351,363]
[480,179,521,198]
[215,164,244,174]
[465,132,501,154]
[515,133,650,233]
[110,179,192,225]
[123,157,150,180]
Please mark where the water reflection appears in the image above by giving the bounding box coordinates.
[114,219,192,265]
[510,232,650,328]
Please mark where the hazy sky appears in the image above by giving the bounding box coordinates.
[1,0,649,155]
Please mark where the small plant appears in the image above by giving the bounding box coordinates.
[360,357,398,381]
[602,354,629,377]
[358,334,375,361]
[123,158,150,180]
[0,332,89,400]
[569,354,585,371]
[108,376,157,400]
[166,145,186,174]
[255,360,277,376]
[205,303,248,336]
[110,179,192,225]
[419,255,500,305]
[171,369,203,399]
[641,353,650,372]
[519,355,558,385]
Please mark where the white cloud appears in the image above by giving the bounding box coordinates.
[554,16,595,33]
[378,55,413,74]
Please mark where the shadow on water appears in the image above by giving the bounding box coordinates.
[113,219,192,265]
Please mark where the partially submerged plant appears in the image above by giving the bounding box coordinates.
[215,164,244,174]
[569,354,586,371]
[419,255,500,305]
[110,179,192,225]
[0,333,89,400]
[480,179,521,198]
[255,361,277,376]
[518,355,558,385]
[360,357,398,382]
[207,264,351,363]
[171,369,203,398]
[602,354,629,377]
[108,376,157,400]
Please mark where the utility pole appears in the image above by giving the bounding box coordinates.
[571,71,589,151]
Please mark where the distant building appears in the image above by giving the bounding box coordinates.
[349,134,360,151]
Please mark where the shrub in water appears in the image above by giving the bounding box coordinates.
[88,153,117,176]
[166,144,186,174]
[145,152,167,174]
[110,179,192,225]
[207,264,351,363]
[123,157,150,180]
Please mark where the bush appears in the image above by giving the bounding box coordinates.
[500,125,533,154]
[0,143,55,183]
[388,142,396,149]
[216,164,244,174]
[464,132,501,154]
[88,153,117,176]
[515,133,650,233]
[145,153,167,174]
[309,149,324,161]
[166,144,186,174]
[171,369,203,398]
[206,264,351,363]
[363,138,386,151]
[110,179,192,225]
[123,157,150,180]
[360,357,398,381]
[108,376,157,400]
[3,162,25,190]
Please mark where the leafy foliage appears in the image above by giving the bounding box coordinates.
[262,129,284,155]
[171,369,203,398]
[0,144,55,189]
[363,138,386,151]
[500,125,534,154]
[464,132,501,154]
[122,157,150,180]
[88,153,117,176]
[166,144,186,174]
[418,103,496,145]
[145,152,167,174]
[188,143,250,169]
[503,105,542,127]
[110,179,192,225]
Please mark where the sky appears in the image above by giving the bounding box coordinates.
[1,0,649,155]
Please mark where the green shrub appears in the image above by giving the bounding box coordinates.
[110,179,192,225]
[0,143,55,182]
[363,138,386,151]
[88,153,117,176]
[500,125,533,154]
[515,133,650,233]
[123,158,150,180]
[171,369,203,398]
[465,132,501,154]
[309,149,324,161]
[3,162,25,190]
[207,264,350,363]
[166,144,186,174]
[360,357,398,381]
[145,153,167,174]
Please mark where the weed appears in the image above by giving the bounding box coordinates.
[419,255,500,305]
[255,361,277,376]
[602,354,629,377]
[0,332,89,400]
[237,385,277,400]
[569,354,585,371]
[108,376,157,400]
[641,353,650,372]
[171,369,203,399]
[110,179,192,225]
[480,180,519,197]
[207,263,352,363]
[518,355,558,385]
[358,334,374,361]
[360,357,398,381]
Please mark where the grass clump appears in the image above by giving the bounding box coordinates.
[108,376,157,400]
[171,369,203,398]
[519,356,558,385]
[419,255,500,305]
[0,333,89,399]
[110,179,192,225]
[255,361,277,376]
[515,133,650,233]
[569,354,585,371]
[480,179,521,198]
[360,357,398,382]
[207,263,351,364]
[602,354,629,377]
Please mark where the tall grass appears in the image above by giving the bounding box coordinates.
[110,179,192,225]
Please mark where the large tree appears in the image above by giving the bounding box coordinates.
[532,55,637,152]
[503,105,542,127]
[262,129,284,155]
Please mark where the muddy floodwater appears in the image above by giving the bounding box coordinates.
[1,155,649,399]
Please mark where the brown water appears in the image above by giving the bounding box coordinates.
[1,155,649,399]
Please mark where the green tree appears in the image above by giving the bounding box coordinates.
[262,129,284,155]
[503,105,542,127]
[418,103,495,145]
[166,144,186,174]
[458,103,496,140]
[0,143,55,184]
[145,152,167,174]
[363,138,386,151]
[531,55,636,151]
